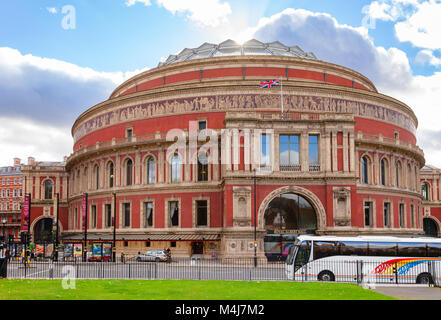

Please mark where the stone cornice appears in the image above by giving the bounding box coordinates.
[109,55,378,99]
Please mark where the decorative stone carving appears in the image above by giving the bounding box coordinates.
[232,187,252,227]
[333,187,352,227]
[74,93,416,142]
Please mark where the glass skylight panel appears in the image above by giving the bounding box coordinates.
[243,47,271,55]
[213,47,242,57]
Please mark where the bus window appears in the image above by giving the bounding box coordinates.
[397,243,427,257]
[368,242,397,256]
[294,241,311,271]
[339,241,368,256]
[427,243,441,257]
[313,241,338,260]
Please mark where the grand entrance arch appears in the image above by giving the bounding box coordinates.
[33,218,54,243]
[423,217,439,237]
[258,186,325,261]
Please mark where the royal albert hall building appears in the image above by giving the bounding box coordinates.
[27,39,427,260]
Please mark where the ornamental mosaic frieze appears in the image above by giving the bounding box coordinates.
[73,94,416,141]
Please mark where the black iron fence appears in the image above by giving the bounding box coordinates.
[2,258,440,286]
[4,257,287,281]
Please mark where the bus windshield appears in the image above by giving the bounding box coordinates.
[286,245,297,265]
[293,240,311,272]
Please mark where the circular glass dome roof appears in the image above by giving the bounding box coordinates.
[158,39,318,67]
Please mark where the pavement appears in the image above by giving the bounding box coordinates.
[369,284,441,300]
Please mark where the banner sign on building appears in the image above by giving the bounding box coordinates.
[23,194,30,231]
[82,194,88,231]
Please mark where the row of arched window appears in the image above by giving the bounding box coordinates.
[71,152,209,194]
[360,154,419,191]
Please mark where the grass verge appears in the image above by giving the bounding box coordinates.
[0,279,394,300]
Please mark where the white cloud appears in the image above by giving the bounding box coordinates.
[0,47,148,126]
[363,1,441,51]
[252,8,413,92]
[395,0,441,50]
[156,0,232,27]
[0,117,72,166]
[125,0,152,7]
[415,49,441,66]
[46,7,57,14]
[249,8,441,167]
[0,47,149,165]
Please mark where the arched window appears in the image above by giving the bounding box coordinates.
[422,182,430,201]
[94,164,100,190]
[197,152,208,182]
[146,157,156,184]
[107,162,114,188]
[380,158,388,186]
[171,153,181,183]
[83,167,88,191]
[396,161,402,188]
[44,180,53,200]
[125,159,133,186]
[361,156,369,184]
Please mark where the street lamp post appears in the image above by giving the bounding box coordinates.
[112,193,116,263]
[54,193,59,261]
[253,168,257,268]
[1,218,6,245]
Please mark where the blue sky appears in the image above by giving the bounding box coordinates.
[0,0,432,74]
[0,0,441,166]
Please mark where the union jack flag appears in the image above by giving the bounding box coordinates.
[259,79,280,88]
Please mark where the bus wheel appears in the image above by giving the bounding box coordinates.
[318,271,335,282]
[416,273,434,284]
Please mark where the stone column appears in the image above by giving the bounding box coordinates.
[301,133,308,172]
[232,130,240,171]
[116,155,121,187]
[135,151,141,185]
[158,149,164,183]
[274,133,280,172]
[325,131,331,172]
[349,132,355,173]
[343,131,349,172]
[331,132,338,172]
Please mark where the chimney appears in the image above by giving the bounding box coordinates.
[13,158,21,168]
[28,157,35,165]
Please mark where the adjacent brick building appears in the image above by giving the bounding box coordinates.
[0,158,23,242]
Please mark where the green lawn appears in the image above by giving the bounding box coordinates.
[0,279,393,300]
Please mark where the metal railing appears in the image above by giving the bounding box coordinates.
[3,258,440,286]
[3,257,287,281]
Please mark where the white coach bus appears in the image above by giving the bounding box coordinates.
[285,235,441,284]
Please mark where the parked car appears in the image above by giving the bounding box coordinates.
[88,255,111,262]
[136,250,169,262]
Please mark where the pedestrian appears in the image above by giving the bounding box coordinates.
[121,252,125,263]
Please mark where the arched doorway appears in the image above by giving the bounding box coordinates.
[263,193,317,261]
[423,218,439,237]
[33,218,54,243]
